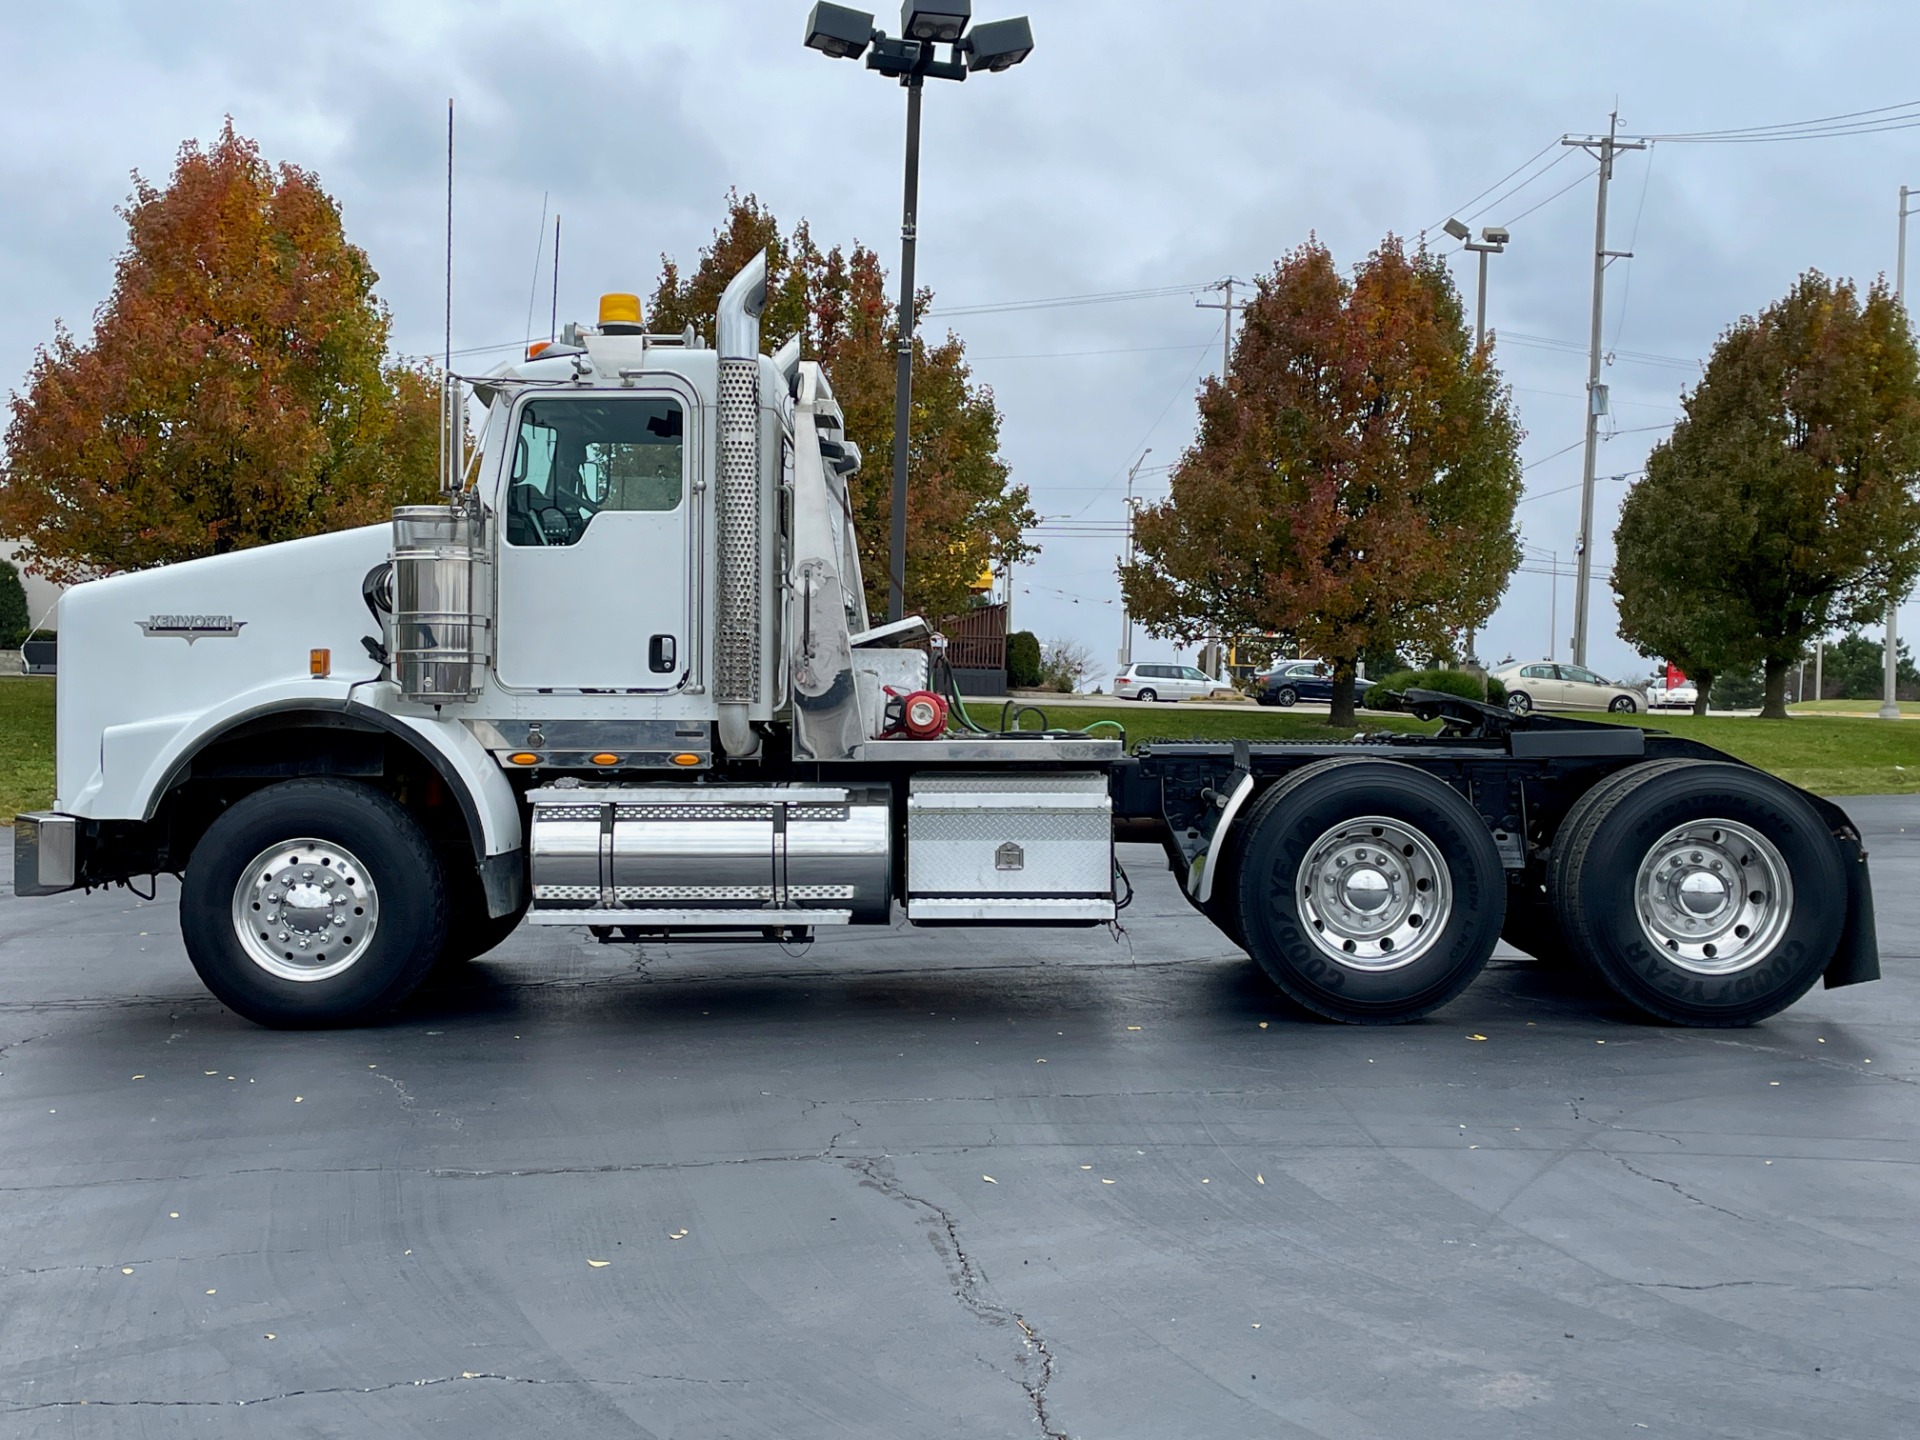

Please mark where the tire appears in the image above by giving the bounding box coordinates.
[1233,759,1506,1024]
[1507,690,1532,716]
[180,779,449,1028]
[1548,760,1844,1026]
[1609,695,1638,713]
[1136,688,1158,703]
[1275,687,1298,708]
[437,853,528,966]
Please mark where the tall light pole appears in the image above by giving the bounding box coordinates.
[1563,113,1647,668]
[1442,218,1510,352]
[1884,183,1918,718]
[1117,447,1150,668]
[805,3,1034,623]
[1444,217,1510,665]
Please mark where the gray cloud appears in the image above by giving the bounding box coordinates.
[4,0,1918,682]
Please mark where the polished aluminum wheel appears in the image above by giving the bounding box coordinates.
[230,838,380,983]
[1296,815,1452,972]
[1633,818,1791,975]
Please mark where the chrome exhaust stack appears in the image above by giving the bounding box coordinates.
[715,253,769,761]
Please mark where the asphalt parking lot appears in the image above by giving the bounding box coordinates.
[1,802,1916,1439]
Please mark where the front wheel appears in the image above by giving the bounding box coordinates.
[1507,690,1532,716]
[1232,759,1505,1023]
[1274,687,1298,708]
[180,779,448,1028]
[1609,695,1638,713]
[1549,761,1844,1025]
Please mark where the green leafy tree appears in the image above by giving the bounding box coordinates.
[1822,630,1919,700]
[1,122,440,583]
[1006,629,1042,688]
[648,193,1035,624]
[1120,236,1522,726]
[0,561,28,650]
[1613,271,1920,719]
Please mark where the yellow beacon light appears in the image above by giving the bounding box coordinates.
[598,293,642,327]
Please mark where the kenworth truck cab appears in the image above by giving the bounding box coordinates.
[14,256,1880,1029]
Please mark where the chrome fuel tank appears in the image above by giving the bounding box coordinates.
[528,784,891,921]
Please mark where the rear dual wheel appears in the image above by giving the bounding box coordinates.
[1549,760,1843,1026]
[1232,759,1506,1024]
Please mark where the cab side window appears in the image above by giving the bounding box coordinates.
[506,397,684,547]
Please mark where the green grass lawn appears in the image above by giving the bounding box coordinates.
[0,679,55,822]
[1589,709,1920,796]
[1788,698,1917,717]
[982,696,1919,797]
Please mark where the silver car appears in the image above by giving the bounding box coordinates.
[1492,660,1645,715]
[1113,662,1219,702]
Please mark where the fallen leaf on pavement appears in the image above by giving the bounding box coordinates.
[587,1260,611,1268]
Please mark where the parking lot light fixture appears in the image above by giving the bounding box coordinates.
[804,2,1033,621]
[804,3,876,58]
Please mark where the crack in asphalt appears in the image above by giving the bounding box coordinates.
[5,1248,316,1278]
[1609,1154,1748,1221]
[1567,1098,1685,1147]
[1,1369,742,1413]
[1630,1280,1876,1292]
[838,1150,1067,1440]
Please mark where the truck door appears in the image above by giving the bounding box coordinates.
[495,393,692,691]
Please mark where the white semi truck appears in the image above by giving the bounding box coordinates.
[14,256,1880,1029]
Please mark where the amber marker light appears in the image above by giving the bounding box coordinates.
[590,753,621,766]
[671,753,701,766]
[309,648,330,678]
[508,753,540,766]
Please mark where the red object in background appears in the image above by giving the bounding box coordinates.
[1667,663,1688,687]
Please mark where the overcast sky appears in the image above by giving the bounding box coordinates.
[6,1,1920,685]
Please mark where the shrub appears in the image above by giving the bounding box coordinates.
[0,562,27,650]
[1007,630,1042,688]
[1366,668,1505,711]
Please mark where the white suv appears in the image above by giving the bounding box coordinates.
[1114,662,1219,702]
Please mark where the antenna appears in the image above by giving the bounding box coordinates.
[523,191,550,350]
[441,99,457,495]
[550,214,562,342]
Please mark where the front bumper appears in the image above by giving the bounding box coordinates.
[14,813,79,896]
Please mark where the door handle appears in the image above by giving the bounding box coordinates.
[649,634,677,673]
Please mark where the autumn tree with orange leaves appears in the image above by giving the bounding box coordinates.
[1120,237,1523,725]
[648,192,1035,625]
[1,123,440,582]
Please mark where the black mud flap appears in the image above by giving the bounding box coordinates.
[1825,831,1880,989]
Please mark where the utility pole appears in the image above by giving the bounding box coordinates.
[1884,184,1918,718]
[1564,114,1647,668]
[1196,277,1247,376]
[1117,448,1151,669]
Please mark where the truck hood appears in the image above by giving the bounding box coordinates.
[55,526,391,814]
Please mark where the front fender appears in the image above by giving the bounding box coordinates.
[77,680,523,863]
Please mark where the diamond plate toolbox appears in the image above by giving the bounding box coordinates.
[906,772,1114,912]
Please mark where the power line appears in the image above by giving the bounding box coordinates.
[1467,148,1579,226]
[1425,137,1560,236]
[969,342,1213,362]
[1501,162,1600,226]
[1646,98,1920,143]
[927,282,1214,318]
[1068,319,1223,519]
